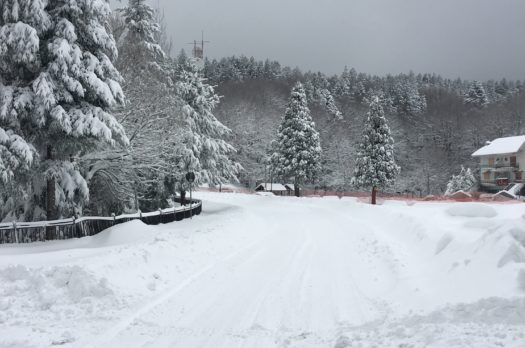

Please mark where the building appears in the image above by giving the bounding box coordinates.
[472,135,525,192]
[255,183,289,196]
[284,184,301,194]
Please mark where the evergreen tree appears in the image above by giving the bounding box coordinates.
[445,166,477,194]
[391,76,427,116]
[464,81,489,108]
[0,0,127,225]
[117,0,164,73]
[271,82,322,196]
[351,96,400,204]
[175,59,241,202]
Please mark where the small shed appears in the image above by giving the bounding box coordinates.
[255,183,288,196]
[284,184,294,191]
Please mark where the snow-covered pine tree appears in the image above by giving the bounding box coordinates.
[0,0,128,225]
[464,81,489,108]
[334,66,352,97]
[445,166,477,194]
[117,0,164,74]
[391,75,427,116]
[175,59,241,202]
[302,74,343,120]
[351,96,400,204]
[319,89,343,120]
[271,82,322,197]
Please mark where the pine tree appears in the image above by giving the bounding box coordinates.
[117,0,164,73]
[351,96,400,204]
[0,0,128,225]
[271,82,322,196]
[464,81,489,108]
[445,166,477,194]
[392,75,427,116]
[175,59,241,202]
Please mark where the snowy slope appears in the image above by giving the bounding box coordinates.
[0,193,524,347]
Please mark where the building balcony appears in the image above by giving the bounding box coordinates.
[480,163,519,170]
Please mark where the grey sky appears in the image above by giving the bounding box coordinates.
[114,0,525,80]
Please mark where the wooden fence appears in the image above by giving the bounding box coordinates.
[0,198,202,244]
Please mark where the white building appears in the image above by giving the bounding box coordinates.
[472,135,525,192]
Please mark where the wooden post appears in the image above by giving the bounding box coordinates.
[180,190,186,206]
[46,145,56,240]
[13,222,18,244]
[371,186,377,205]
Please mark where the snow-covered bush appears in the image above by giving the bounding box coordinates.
[446,166,477,195]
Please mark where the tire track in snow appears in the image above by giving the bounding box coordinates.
[85,216,275,347]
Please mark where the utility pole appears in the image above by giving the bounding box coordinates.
[187,31,210,60]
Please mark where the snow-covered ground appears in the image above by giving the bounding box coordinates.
[1,193,524,348]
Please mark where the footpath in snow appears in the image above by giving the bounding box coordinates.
[0,192,524,347]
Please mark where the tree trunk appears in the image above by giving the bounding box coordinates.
[294,178,300,197]
[180,190,186,206]
[46,145,57,240]
[371,186,377,205]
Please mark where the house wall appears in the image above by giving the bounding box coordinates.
[477,149,525,191]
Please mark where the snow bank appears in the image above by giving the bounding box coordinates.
[435,233,453,254]
[448,190,472,201]
[0,265,112,310]
[255,191,275,196]
[445,203,498,218]
[334,297,525,348]
[518,270,525,291]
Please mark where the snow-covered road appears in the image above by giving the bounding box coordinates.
[1,193,524,347]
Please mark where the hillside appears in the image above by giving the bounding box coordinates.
[215,78,524,194]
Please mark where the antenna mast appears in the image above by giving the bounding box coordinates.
[187,30,210,60]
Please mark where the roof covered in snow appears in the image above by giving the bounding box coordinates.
[256,183,288,191]
[472,135,525,157]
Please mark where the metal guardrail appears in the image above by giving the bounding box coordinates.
[0,199,202,244]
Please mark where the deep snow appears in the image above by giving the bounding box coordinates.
[0,193,524,347]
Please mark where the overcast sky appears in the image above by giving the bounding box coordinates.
[114,0,525,80]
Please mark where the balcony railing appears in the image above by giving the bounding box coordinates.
[480,163,519,169]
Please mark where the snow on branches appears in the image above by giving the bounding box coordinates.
[0,0,127,220]
[351,96,400,203]
[175,60,241,191]
[271,82,322,194]
[445,166,477,195]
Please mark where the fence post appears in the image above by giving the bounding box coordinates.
[13,221,18,244]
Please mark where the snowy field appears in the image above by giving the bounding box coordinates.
[0,192,524,348]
